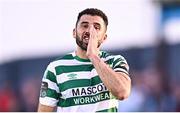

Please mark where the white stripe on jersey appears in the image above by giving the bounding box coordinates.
[39,96,59,107]
[50,58,92,67]
[114,68,128,75]
[42,78,59,93]
[57,98,118,112]
[56,69,98,84]
[60,83,106,99]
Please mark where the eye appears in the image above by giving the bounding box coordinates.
[94,24,100,30]
[81,23,88,29]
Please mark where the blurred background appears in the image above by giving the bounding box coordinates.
[0,0,180,112]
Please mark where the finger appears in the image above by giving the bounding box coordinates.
[89,25,94,36]
[89,26,97,39]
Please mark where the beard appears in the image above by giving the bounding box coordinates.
[75,33,102,51]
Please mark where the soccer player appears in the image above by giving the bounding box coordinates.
[38,8,131,112]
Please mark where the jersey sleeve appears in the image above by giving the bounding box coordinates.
[39,62,60,107]
[112,55,129,75]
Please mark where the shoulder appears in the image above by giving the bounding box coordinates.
[101,51,127,61]
[54,52,74,61]
[46,52,74,71]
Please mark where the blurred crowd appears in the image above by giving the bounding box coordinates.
[0,77,40,111]
[119,65,180,112]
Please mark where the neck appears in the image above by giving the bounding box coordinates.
[75,47,88,59]
[75,46,100,59]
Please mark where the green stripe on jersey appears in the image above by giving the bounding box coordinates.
[47,88,59,99]
[105,58,114,65]
[100,51,110,58]
[58,76,102,92]
[74,56,90,62]
[46,71,56,83]
[56,54,74,60]
[112,58,122,68]
[55,58,115,76]
[96,107,118,112]
[55,64,93,75]
[58,91,110,107]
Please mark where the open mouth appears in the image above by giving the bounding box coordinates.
[83,35,89,43]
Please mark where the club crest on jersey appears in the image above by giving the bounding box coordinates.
[40,82,48,98]
[67,73,78,80]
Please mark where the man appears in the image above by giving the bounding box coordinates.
[38,8,131,112]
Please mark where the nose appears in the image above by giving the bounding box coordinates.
[85,25,93,35]
[84,31,90,37]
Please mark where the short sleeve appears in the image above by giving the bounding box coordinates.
[39,62,60,107]
[112,55,129,75]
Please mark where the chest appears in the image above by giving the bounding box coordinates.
[57,68,109,98]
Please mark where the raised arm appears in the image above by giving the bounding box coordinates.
[88,54,131,100]
[86,26,131,100]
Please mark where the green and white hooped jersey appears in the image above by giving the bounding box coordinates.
[39,51,129,112]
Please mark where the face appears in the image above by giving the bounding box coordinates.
[73,15,107,51]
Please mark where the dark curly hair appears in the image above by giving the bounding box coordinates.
[76,8,108,28]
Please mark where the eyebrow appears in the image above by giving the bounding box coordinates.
[94,22,101,26]
[80,21,101,26]
[80,21,89,25]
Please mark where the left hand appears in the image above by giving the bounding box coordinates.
[86,26,99,59]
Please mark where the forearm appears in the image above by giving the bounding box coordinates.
[37,103,55,112]
[89,54,131,100]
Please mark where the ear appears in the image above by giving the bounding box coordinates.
[73,28,76,38]
[102,34,107,43]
